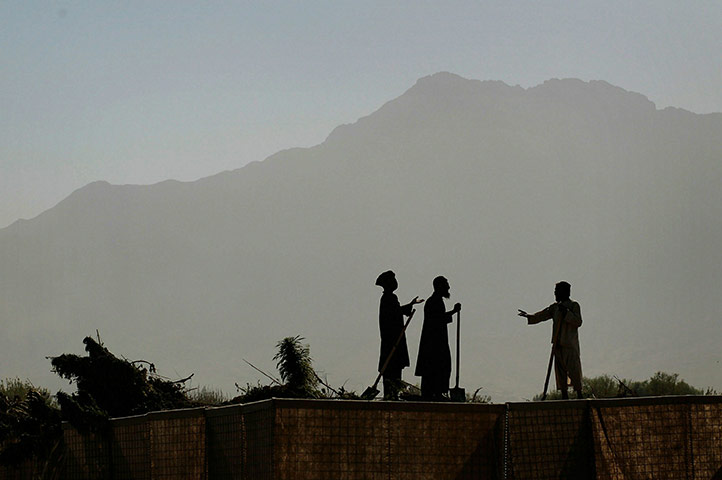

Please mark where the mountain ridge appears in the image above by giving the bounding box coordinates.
[2,73,720,400]
[4,74,716,233]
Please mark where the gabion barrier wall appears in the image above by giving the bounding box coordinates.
[57,400,504,480]
[206,405,244,480]
[1,396,721,480]
[148,408,206,479]
[271,400,505,480]
[504,396,722,480]
[110,414,150,480]
[0,460,34,480]
[506,400,595,479]
[590,396,722,480]
[62,425,109,479]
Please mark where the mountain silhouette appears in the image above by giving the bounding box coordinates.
[2,72,720,400]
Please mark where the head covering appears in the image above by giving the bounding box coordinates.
[556,281,571,296]
[375,270,396,288]
[433,275,448,291]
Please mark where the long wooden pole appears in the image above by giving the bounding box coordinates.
[362,309,416,398]
[541,305,566,400]
[541,345,555,400]
[454,310,461,389]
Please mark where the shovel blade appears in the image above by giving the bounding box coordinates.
[361,386,379,400]
[450,387,466,403]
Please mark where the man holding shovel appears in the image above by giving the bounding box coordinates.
[375,270,424,400]
[415,276,461,401]
[518,281,583,400]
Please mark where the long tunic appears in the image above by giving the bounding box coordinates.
[414,293,453,378]
[527,299,583,390]
[378,292,412,373]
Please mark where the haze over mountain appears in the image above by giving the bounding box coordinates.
[2,73,720,401]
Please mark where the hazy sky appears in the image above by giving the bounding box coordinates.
[2,1,721,228]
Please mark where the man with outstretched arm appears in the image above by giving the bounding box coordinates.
[376,270,424,400]
[518,281,583,399]
[415,276,461,401]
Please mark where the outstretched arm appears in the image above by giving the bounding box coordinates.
[518,305,553,325]
[404,296,424,308]
[401,296,424,315]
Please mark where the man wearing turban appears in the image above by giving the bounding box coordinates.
[375,270,423,400]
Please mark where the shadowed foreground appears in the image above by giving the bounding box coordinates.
[2,396,721,479]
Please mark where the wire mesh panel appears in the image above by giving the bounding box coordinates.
[271,399,504,480]
[244,401,275,480]
[591,398,691,480]
[0,459,34,480]
[61,424,109,480]
[206,405,244,480]
[506,400,594,480]
[274,400,388,480]
[148,408,206,480]
[591,396,722,480]
[23,396,722,479]
[690,398,722,479]
[388,402,504,480]
[110,415,150,480]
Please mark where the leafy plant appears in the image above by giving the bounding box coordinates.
[273,336,318,395]
[0,379,63,477]
[187,386,229,406]
[643,371,703,396]
[533,371,708,400]
[0,378,54,406]
[230,336,363,403]
[467,387,492,404]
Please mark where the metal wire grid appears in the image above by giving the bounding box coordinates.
[110,417,150,480]
[6,396,719,480]
[244,402,276,480]
[690,401,722,479]
[593,402,688,479]
[61,426,109,479]
[591,397,722,480]
[274,404,388,480]
[271,400,504,480]
[147,409,207,479]
[387,406,503,480]
[0,460,34,480]
[505,400,595,480]
[206,405,244,479]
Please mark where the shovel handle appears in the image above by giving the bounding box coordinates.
[454,310,461,389]
[541,307,566,400]
[376,309,416,382]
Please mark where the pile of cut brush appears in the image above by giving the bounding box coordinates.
[49,335,193,431]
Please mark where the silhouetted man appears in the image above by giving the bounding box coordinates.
[415,276,461,401]
[518,281,583,399]
[375,271,423,400]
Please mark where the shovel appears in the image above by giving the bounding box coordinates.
[541,303,568,400]
[450,310,466,402]
[362,309,416,400]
